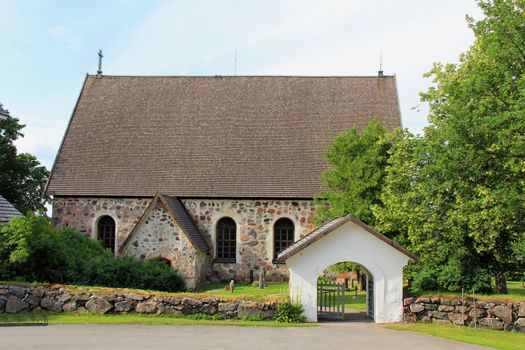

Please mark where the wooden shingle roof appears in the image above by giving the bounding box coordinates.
[277,215,418,261]
[46,75,401,198]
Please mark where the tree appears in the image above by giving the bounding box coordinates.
[513,234,525,287]
[314,120,401,228]
[376,0,525,293]
[0,106,49,213]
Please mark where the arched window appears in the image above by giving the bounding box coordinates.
[274,218,294,261]
[98,216,116,252]
[216,217,236,262]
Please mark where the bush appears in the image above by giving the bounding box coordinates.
[275,299,306,323]
[410,256,492,294]
[0,214,186,292]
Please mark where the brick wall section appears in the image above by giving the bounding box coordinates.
[404,296,525,332]
[52,197,316,284]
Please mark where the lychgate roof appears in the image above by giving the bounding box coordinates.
[46,75,401,198]
[277,215,418,261]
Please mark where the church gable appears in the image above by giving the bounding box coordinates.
[120,194,208,289]
[121,198,193,259]
[120,193,208,255]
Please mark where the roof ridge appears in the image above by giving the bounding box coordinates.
[87,74,396,79]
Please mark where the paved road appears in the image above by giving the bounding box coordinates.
[0,323,489,350]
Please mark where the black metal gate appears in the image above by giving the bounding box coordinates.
[367,276,374,319]
[317,283,345,320]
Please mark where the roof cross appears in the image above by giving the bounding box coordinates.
[97,49,103,76]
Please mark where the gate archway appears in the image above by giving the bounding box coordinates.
[316,263,374,321]
[277,215,417,323]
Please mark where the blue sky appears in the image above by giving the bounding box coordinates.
[1,0,482,169]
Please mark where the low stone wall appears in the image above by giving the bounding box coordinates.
[0,285,277,320]
[404,296,525,332]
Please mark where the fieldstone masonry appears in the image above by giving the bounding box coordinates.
[121,201,209,289]
[182,199,316,282]
[53,197,151,244]
[403,296,525,332]
[0,285,277,320]
[52,197,316,287]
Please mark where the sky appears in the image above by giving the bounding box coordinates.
[1,0,483,170]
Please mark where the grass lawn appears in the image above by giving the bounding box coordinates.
[3,312,315,327]
[343,290,366,311]
[317,288,366,311]
[198,282,288,297]
[507,280,525,297]
[387,323,525,350]
[414,280,525,303]
[1,281,286,303]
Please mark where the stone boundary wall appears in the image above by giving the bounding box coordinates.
[404,296,525,332]
[0,285,277,320]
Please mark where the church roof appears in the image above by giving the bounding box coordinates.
[46,75,401,198]
[0,195,23,225]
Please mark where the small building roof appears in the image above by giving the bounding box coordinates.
[46,75,401,198]
[277,215,418,261]
[0,195,23,225]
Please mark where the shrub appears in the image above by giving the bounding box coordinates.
[275,299,306,323]
[0,214,185,292]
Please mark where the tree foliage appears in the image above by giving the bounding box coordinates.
[0,214,186,292]
[375,0,525,293]
[314,120,401,228]
[318,1,524,294]
[0,107,49,213]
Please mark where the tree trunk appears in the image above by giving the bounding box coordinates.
[495,271,508,294]
[355,270,366,291]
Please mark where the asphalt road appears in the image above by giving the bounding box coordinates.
[0,323,489,350]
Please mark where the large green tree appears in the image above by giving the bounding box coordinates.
[314,120,402,228]
[376,0,525,293]
[0,104,49,213]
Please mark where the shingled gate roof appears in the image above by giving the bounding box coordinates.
[46,75,401,198]
[0,195,23,225]
[277,215,418,261]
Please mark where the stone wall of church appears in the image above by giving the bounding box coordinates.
[52,197,317,284]
[52,197,150,244]
[181,199,316,282]
[121,201,208,290]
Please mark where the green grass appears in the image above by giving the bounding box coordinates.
[0,281,284,303]
[414,280,525,303]
[387,323,525,350]
[198,282,289,297]
[5,312,314,327]
[343,290,366,311]
[507,280,525,297]
[318,290,367,311]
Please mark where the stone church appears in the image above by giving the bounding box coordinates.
[45,74,401,289]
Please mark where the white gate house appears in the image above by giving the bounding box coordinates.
[278,215,418,323]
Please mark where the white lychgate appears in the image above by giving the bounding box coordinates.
[278,215,417,323]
